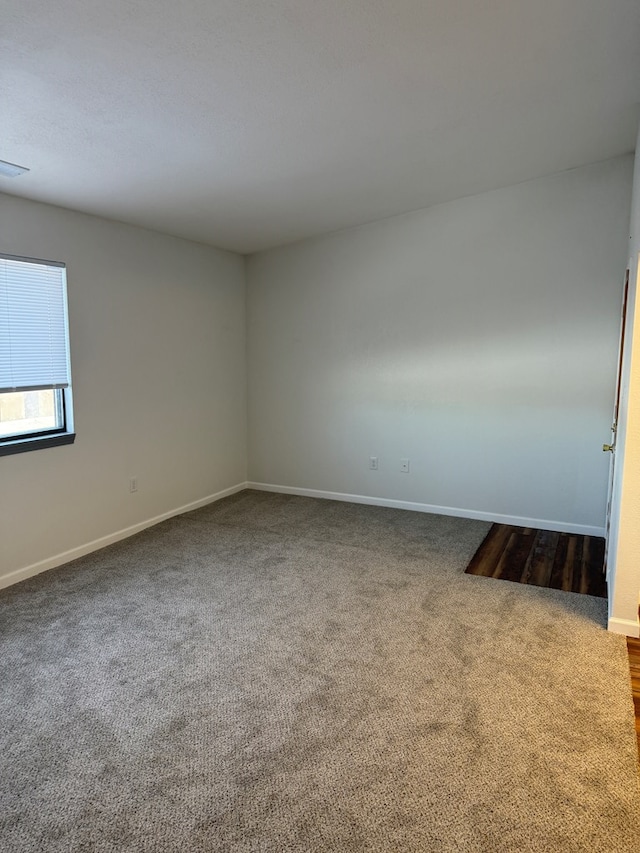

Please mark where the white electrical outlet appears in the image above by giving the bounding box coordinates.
[129,476,138,493]
[400,458,410,473]
[369,456,379,470]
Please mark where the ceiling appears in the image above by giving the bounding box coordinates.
[2,1,639,254]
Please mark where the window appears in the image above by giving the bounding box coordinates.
[0,253,75,456]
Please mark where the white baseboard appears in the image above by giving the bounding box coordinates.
[2,479,607,593]
[246,481,606,537]
[607,616,640,638]
[0,482,248,591]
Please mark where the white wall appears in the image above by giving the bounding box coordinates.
[246,157,632,532]
[0,194,247,586]
[607,126,640,636]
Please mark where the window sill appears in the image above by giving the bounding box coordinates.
[0,432,76,457]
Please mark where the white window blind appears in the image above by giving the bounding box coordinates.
[0,254,71,393]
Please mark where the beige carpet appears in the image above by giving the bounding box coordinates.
[0,490,638,852]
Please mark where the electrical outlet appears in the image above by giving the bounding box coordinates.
[369,456,379,470]
[129,476,138,493]
[400,458,410,473]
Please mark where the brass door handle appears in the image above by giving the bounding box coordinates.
[603,444,615,453]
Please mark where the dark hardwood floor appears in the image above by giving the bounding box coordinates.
[465,524,606,597]
[465,524,639,761]
[626,637,640,759]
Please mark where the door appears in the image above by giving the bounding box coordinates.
[603,268,630,572]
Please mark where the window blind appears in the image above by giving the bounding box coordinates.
[0,254,71,393]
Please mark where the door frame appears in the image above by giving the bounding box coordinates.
[604,268,630,573]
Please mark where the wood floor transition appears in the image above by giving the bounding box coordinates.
[626,637,640,759]
[465,524,639,761]
[465,524,606,597]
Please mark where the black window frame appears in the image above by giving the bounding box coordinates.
[0,388,75,456]
[0,253,75,457]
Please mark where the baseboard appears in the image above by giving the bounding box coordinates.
[607,617,640,638]
[0,482,248,592]
[246,482,606,537]
[3,480,606,592]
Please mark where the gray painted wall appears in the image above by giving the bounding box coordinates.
[247,156,632,532]
[0,194,247,584]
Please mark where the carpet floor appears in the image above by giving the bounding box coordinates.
[0,490,638,852]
